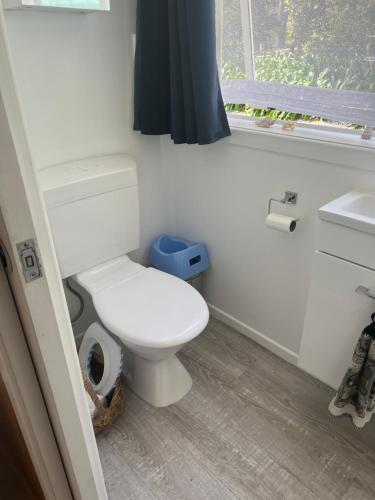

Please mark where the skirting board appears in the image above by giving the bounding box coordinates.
[208,304,299,366]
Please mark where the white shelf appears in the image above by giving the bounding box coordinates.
[3,0,110,13]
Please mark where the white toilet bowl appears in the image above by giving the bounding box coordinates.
[40,154,209,407]
[75,255,209,407]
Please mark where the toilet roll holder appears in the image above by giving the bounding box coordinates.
[268,191,298,216]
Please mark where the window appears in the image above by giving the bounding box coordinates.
[217,0,375,128]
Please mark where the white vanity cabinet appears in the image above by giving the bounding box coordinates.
[299,248,375,389]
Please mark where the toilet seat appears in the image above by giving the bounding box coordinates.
[79,322,123,397]
[75,256,209,349]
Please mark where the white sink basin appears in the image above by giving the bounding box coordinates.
[319,191,375,235]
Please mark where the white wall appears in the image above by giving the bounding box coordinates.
[4,0,132,168]
[162,134,375,358]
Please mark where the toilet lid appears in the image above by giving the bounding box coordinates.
[79,261,209,348]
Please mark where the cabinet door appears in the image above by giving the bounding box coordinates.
[299,251,375,389]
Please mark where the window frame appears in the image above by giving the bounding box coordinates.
[239,0,255,80]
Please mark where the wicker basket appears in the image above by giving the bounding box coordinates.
[81,366,124,434]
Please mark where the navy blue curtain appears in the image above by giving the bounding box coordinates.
[133,0,231,145]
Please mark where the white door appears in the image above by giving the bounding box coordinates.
[0,3,107,499]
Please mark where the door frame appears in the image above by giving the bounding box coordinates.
[0,249,72,499]
[0,3,107,499]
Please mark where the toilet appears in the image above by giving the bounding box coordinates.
[40,154,209,407]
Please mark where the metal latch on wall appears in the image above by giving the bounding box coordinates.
[16,239,43,283]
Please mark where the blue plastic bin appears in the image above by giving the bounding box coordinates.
[149,234,209,281]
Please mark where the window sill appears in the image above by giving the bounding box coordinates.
[226,115,375,172]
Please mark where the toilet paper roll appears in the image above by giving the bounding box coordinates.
[266,213,298,233]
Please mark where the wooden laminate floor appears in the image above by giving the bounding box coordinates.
[97,318,375,500]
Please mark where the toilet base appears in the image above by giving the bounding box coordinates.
[124,353,192,407]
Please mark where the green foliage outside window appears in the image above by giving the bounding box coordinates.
[221,0,375,126]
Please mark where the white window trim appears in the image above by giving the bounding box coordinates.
[226,114,375,173]
[239,0,255,79]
